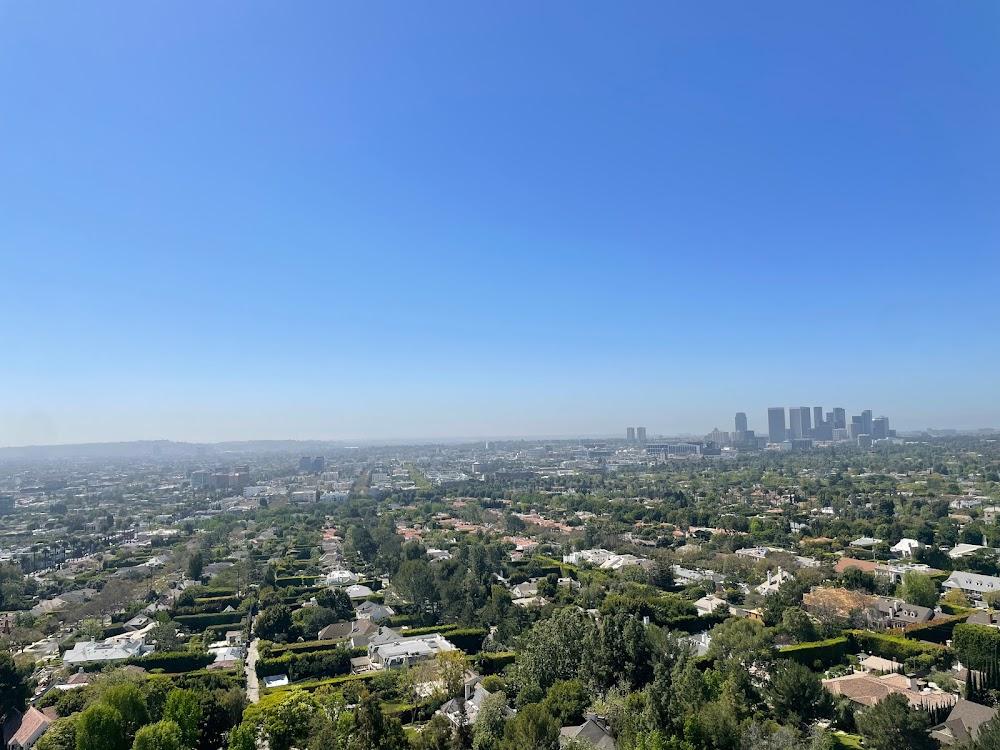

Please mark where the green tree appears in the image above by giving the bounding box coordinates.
[899,572,938,608]
[255,605,293,642]
[149,621,181,653]
[132,721,183,750]
[315,588,354,620]
[472,692,508,750]
[516,608,591,692]
[80,618,104,641]
[102,682,150,741]
[187,552,204,581]
[779,607,818,644]
[854,694,935,750]
[0,651,32,718]
[501,704,559,750]
[34,717,78,750]
[707,617,775,674]
[77,704,127,750]
[346,691,409,750]
[541,680,589,726]
[163,689,201,749]
[768,659,831,726]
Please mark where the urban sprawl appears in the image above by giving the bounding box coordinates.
[0,425,998,750]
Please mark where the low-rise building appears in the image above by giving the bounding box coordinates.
[367,629,457,670]
[942,571,1000,604]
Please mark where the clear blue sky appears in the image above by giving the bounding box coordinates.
[1,2,997,445]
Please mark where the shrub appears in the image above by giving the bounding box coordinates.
[779,637,850,669]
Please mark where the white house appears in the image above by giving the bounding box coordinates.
[890,539,924,559]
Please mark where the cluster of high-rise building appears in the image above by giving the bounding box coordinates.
[190,464,251,491]
[763,406,892,446]
[299,456,326,474]
[625,427,647,444]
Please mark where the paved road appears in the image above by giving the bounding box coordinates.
[246,638,261,703]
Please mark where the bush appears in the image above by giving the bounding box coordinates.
[174,611,244,632]
[476,652,516,675]
[255,646,364,681]
[846,630,952,669]
[901,613,971,644]
[275,575,321,588]
[779,637,849,669]
[130,651,215,673]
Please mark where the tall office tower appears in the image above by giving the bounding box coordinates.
[832,408,847,430]
[312,456,326,473]
[768,407,787,443]
[298,457,312,472]
[626,427,636,442]
[801,406,812,436]
[825,411,834,426]
[735,412,748,434]
[813,407,824,429]
[636,427,647,443]
[861,410,873,436]
[872,417,889,440]
[789,407,806,439]
[850,415,863,438]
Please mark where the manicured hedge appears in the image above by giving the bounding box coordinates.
[133,651,216,672]
[267,671,378,694]
[180,596,243,614]
[255,646,364,681]
[77,651,216,673]
[276,575,321,588]
[846,630,952,668]
[780,637,849,668]
[175,611,245,632]
[901,613,971,644]
[268,639,355,657]
[442,628,487,654]
[662,613,728,635]
[952,623,1000,670]
[475,651,516,674]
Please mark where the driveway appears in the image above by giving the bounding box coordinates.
[245,637,261,703]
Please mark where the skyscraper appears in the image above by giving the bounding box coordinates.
[735,412,748,434]
[801,406,811,436]
[789,407,806,439]
[832,408,846,430]
[813,407,824,429]
[767,408,786,443]
[861,410,873,436]
[626,427,636,442]
[636,427,647,443]
[872,417,889,440]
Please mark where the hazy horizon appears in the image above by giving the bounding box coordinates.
[2,2,997,447]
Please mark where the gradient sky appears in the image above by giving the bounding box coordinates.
[1,2,998,445]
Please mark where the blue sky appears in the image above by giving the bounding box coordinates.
[1,2,997,444]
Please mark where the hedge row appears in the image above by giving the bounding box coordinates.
[846,630,952,668]
[475,652,516,675]
[779,637,849,669]
[276,575,321,588]
[79,650,216,673]
[175,611,244,632]
[266,639,355,657]
[267,671,377,694]
[952,623,1000,670]
[174,597,243,616]
[900,613,971,644]
[255,646,365,681]
[662,613,728,635]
